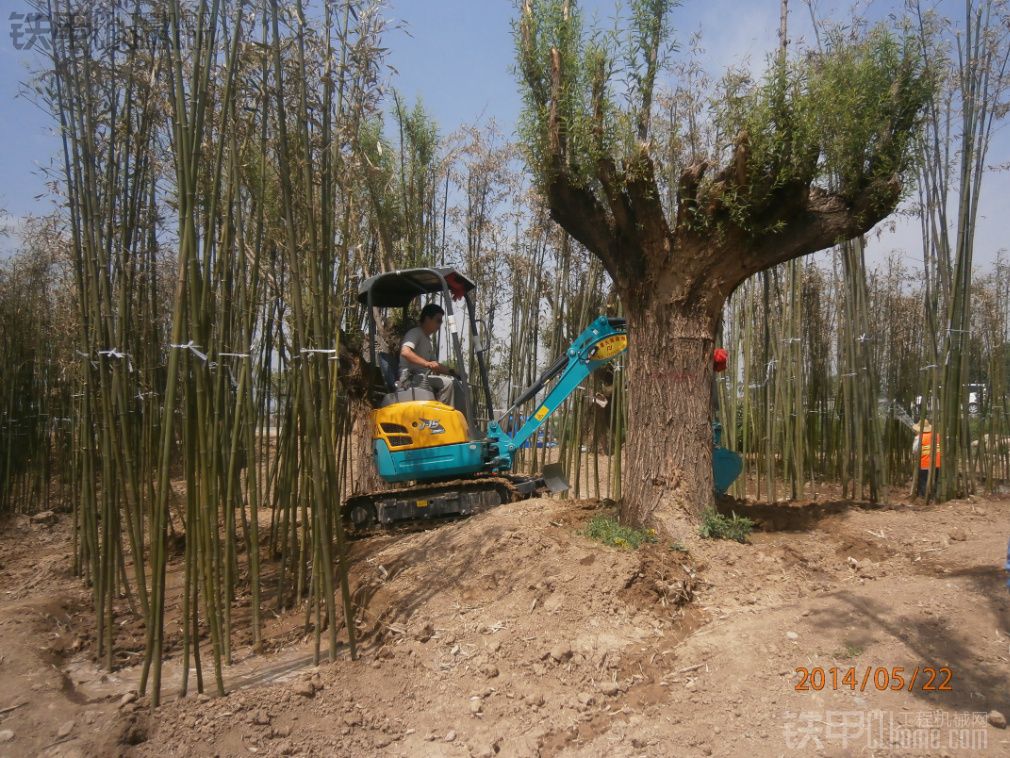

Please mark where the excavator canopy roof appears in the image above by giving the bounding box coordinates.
[357,267,477,308]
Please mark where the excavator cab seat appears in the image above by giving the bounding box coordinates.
[377,351,399,391]
[379,386,436,408]
[377,351,436,407]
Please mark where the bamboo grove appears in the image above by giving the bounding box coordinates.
[0,0,1007,704]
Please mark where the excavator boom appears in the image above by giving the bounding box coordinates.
[486,316,627,471]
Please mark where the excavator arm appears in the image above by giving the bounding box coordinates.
[486,316,627,470]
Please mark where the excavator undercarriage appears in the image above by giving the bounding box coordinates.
[343,474,543,536]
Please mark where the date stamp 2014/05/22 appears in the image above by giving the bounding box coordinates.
[794,666,953,692]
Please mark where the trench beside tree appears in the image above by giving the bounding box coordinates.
[517,0,933,530]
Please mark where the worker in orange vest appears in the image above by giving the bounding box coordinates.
[912,420,941,497]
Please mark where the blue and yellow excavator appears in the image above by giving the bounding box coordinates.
[344,267,741,532]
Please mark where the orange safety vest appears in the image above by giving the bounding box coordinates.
[919,431,941,470]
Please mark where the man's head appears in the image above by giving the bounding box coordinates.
[419,303,445,336]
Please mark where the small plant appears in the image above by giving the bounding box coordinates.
[670,541,688,553]
[836,642,864,659]
[585,515,657,550]
[698,508,754,543]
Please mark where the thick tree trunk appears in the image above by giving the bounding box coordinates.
[621,300,716,533]
[351,398,385,494]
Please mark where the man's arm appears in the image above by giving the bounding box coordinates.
[400,344,441,372]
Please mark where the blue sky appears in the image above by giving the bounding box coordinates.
[2,0,1006,269]
[382,0,794,140]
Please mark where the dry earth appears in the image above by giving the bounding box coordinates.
[1,493,1009,757]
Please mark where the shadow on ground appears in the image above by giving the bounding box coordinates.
[716,497,911,532]
[805,567,1010,716]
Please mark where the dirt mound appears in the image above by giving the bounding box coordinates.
[351,497,695,651]
[130,498,702,757]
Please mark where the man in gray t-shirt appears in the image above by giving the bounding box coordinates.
[400,302,463,412]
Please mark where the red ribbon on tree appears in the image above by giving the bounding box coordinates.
[713,348,728,372]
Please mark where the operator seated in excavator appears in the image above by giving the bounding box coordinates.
[397,302,465,414]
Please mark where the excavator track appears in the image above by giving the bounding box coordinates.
[342,474,541,537]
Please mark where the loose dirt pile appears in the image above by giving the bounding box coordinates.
[2,493,1009,757]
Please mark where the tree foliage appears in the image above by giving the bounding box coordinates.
[713,26,930,228]
[516,0,934,316]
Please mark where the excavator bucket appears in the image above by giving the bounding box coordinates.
[541,462,569,494]
[713,446,743,495]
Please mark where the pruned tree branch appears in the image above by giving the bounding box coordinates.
[544,173,626,283]
[712,177,903,301]
[675,160,707,233]
[624,148,672,258]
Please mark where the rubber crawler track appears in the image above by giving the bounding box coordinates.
[342,474,533,538]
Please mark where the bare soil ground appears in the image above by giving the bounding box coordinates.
[2,492,1009,757]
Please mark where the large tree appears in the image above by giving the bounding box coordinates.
[517,0,932,531]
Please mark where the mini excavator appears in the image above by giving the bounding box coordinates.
[344,267,741,533]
